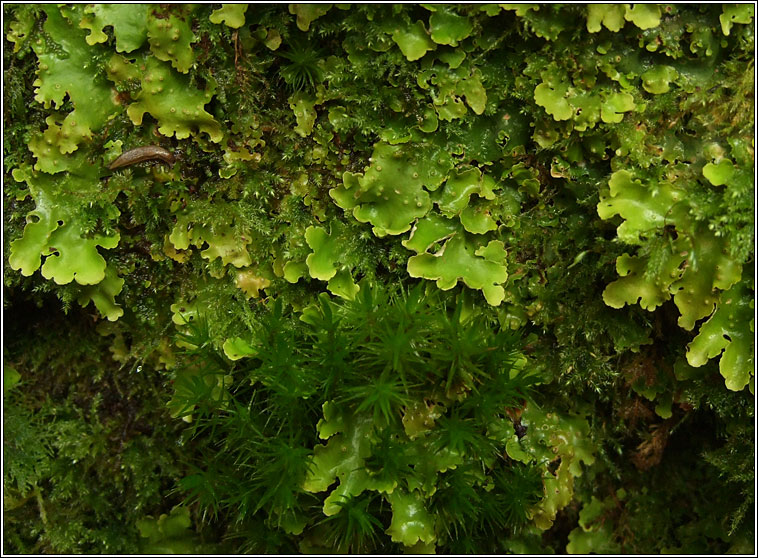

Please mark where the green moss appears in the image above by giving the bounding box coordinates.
[3,4,754,554]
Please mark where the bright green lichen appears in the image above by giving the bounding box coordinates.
[433,167,497,218]
[669,228,742,331]
[392,20,437,61]
[602,246,686,312]
[428,6,473,47]
[79,4,149,52]
[720,4,754,36]
[624,4,661,30]
[147,6,195,73]
[641,65,678,94]
[586,4,626,33]
[703,159,735,186]
[126,57,222,142]
[209,4,248,29]
[3,4,754,555]
[75,265,125,321]
[9,160,120,285]
[404,214,508,306]
[303,412,385,516]
[289,92,319,137]
[30,6,119,159]
[168,211,252,271]
[304,222,360,300]
[686,280,754,391]
[386,489,436,546]
[515,406,596,530]
[597,170,684,244]
[289,3,332,32]
[331,140,453,237]
[417,63,487,120]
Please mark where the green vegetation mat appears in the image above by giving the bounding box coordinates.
[3,3,754,554]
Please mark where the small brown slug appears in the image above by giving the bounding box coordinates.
[109,146,176,170]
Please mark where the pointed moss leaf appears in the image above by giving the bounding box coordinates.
[600,92,635,123]
[327,269,360,300]
[406,217,508,306]
[597,170,684,244]
[429,7,473,46]
[670,228,742,330]
[624,4,661,30]
[720,4,754,36]
[222,337,258,361]
[330,142,453,237]
[209,4,248,29]
[80,4,148,52]
[147,7,195,73]
[289,4,332,32]
[687,281,754,391]
[586,4,626,32]
[75,265,125,321]
[703,159,735,186]
[386,490,436,546]
[392,20,436,61]
[641,65,678,95]
[127,57,222,142]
